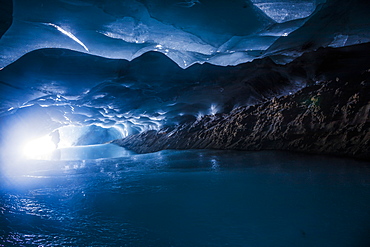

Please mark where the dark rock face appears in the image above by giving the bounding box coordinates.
[114,75,370,160]
[113,44,370,160]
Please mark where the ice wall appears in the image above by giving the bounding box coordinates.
[251,0,317,23]
[2,0,369,69]
[1,0,370,161]
[265,0,370,61]
[0,0,326,69]
[0,48,300,139]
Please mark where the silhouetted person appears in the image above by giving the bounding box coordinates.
[50,129,61,160]
[50,129,60,149]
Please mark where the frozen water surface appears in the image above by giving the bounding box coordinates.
[1,150,369,246]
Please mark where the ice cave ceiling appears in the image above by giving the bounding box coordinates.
[1,0,370,152]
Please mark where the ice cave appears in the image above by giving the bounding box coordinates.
[0,0,370,246]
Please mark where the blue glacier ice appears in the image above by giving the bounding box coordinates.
[0,0,369,155]
[250,0,319,23]
[0,0,329,69]
[0,1,370,246]
[1,0,369,70]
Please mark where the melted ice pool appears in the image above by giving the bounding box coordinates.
[1,150,370,246]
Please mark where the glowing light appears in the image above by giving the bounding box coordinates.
[209,104,218,115]
[44,23,89,52]
[23,135,56,160]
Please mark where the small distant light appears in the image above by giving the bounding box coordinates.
[210,104,218,115]
[211,158,220,170]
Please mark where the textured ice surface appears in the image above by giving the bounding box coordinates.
[0,47,304,150]
[0,0,324,69]
[58,125,124,147]
[0,0,370,158]
[251,0,317,23]
[57,143,132,160]
[265,0,370,59]
[1,0,369,69]
[1,0,368,69]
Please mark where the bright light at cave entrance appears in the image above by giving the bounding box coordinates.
[22,135,56,160]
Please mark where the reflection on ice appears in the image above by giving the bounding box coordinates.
[1,150,369,246]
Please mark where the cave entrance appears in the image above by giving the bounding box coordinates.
[22,125,130,161]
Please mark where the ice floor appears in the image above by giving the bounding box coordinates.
[1,150,370,246]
